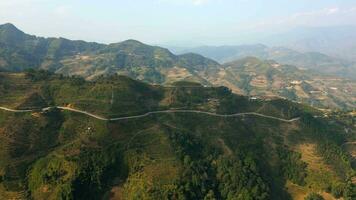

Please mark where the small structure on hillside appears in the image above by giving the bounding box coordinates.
[249,97,258,100]
[290,80,302,85]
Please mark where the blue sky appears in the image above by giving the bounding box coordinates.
[0,0,355,45]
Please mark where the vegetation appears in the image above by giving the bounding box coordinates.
[278,147,307,186]
[0,72,355,199]
[304,193,324,200]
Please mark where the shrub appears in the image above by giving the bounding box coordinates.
[304,193,324,200]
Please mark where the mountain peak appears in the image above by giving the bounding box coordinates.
[0,23,22,33]
[116,39,146,47]
[0,23,27,44]
[122,39,143,44]
[107,39,148,49]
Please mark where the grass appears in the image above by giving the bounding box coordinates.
[0,111,10,125]
[286,181,337,200]
[107,125,180,200]
[0,73,41,108]
[0,183,27,200]
[286,143,342,199]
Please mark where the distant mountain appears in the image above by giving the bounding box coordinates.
[177,44,356,80]
[0,23,219,83]
[57,40,219,83]
[0,23,354,110]
[264,26,356,62]
[171,44,268,63]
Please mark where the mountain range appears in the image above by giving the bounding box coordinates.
[173,44,356,80]
[0,23,355,111]
[264,26,356,62]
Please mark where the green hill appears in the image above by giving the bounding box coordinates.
[0,72,355,200]
[0,24,219,83]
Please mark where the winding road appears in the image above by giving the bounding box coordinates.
[0,106,300,122]
[0,107,34,113]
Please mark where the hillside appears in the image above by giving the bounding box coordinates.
[0,23,355,111]
[218,57,356,110]
[0,72,355,200]
[0,23,104,72]
[175,44,356,80]
[59,54,356,110]
[0,23,219,84]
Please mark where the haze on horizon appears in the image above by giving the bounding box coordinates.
[1,0,356,46]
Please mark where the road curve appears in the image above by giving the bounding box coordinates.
[0,106,300,123]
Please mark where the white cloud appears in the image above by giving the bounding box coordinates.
[0,0,46,9]
[158,0,211,6]
[245,6,356,32]
[191,0,210,5]
[53,5,73,17]
[326,7,339,15]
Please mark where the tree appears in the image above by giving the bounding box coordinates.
[304,193,324,200]
[25,69,53,81]
[343,181,356,200]
[204,190,216,200]
[331,182,344,198]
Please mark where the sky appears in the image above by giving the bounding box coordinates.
[0,0,356,46]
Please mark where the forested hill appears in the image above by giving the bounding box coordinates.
[0,23,104,71]
[0,23,219,79]
[0,71,355,200]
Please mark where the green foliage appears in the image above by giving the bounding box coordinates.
[300,112,354,179]
[277,147,307,186]
[316,142,353,179]
[343,180,356,200]
[68,76,86,86]
[304,193,324,200]
[28,145,122,200]
[215,156,270,200]
[28,156,76,200]
[25,69,54,81]
[172,81,203,87]
[330,182,345,198]
[72,147,122,199]
[168,131,270,200]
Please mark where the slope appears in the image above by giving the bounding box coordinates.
[0,72,355,200]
